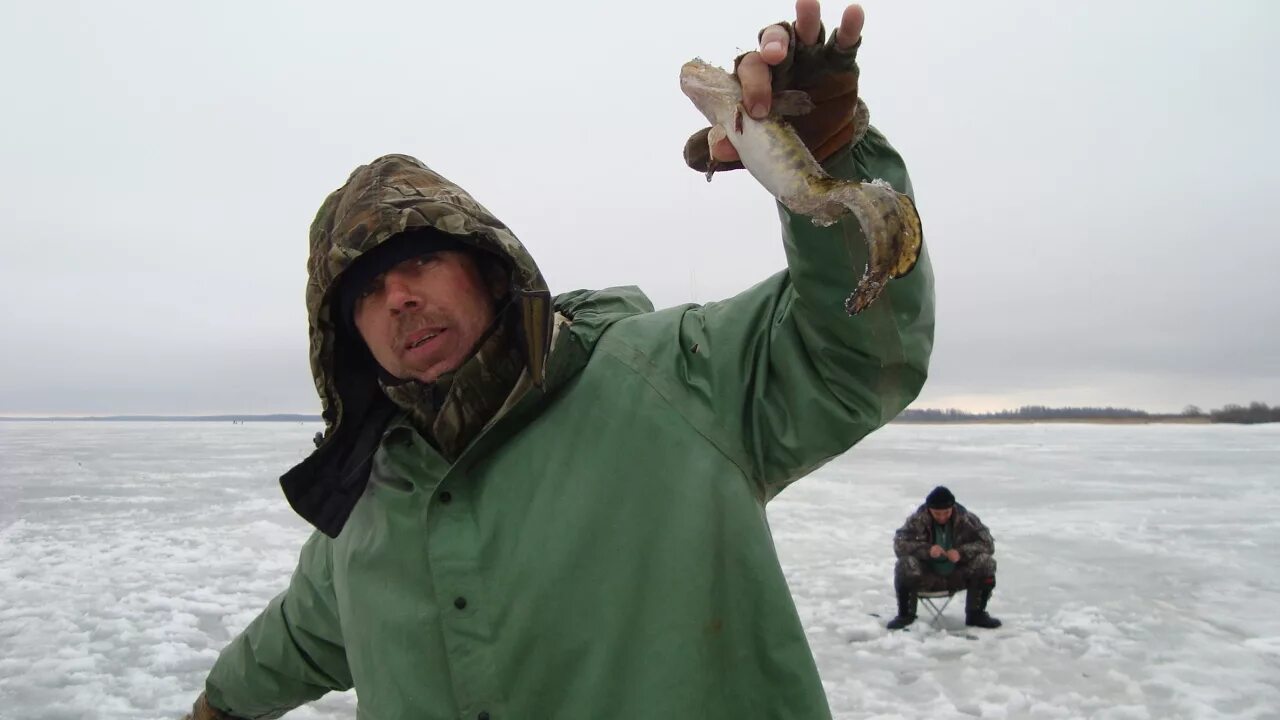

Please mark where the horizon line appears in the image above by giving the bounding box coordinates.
[0,404,1221,422]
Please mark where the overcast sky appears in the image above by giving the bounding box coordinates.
[1,0,1276,416]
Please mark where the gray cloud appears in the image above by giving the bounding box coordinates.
[1,0,1275,415]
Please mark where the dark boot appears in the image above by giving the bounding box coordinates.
[965,577,1001,629]
[886,590,917,630]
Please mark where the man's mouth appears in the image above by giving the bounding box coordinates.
[404,327,445,352]
[409,333,438,349]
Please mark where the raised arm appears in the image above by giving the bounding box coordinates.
[657,2,934,496]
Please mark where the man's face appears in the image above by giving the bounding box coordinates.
[928,507,953,524]
[352,250,500,383]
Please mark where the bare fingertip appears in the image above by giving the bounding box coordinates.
[841,4,866,47]
[795,0,822,45]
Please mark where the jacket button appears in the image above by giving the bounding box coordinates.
[477,713,490,720]
[454,596,467,610]
[439,491,452,504]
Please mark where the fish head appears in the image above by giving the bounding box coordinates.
[680,58,741,125]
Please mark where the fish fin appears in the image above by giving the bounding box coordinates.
[844,272,888,315]
[885,190,924,279]
[772,90,814,117]
[705,126,728,182]
[708,125,727,148]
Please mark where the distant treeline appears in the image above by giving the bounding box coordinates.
[898,406,1151,422]
[898,403,1279,424]
[1195,402,1280,424]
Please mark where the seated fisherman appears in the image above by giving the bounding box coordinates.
[886,485,1002,629]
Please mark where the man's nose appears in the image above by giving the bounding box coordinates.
[383,272,421,312]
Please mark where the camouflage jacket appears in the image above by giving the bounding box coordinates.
[205,130,934,720]
[893,502,995,562]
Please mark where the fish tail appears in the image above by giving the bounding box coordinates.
[815,178,923,315]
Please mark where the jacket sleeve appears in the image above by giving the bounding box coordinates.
[893,513,933,560]
[203,532,352,720]
[957,512,995,559]
[650,126,935,498]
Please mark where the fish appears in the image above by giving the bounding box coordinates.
[679,58,923,315]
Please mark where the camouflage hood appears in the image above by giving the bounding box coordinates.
[306,153,553,431]
[282,154,555,536]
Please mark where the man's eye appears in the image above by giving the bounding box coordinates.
[358,275,385,298]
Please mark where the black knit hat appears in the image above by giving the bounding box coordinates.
[926,485,955,509]
[335,228,473,335]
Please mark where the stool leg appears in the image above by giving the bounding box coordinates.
[921,595,951,627]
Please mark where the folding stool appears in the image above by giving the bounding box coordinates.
[917,590,962,627]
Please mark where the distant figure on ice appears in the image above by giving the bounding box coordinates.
[886,486,1002,630]
[181,3,934,719]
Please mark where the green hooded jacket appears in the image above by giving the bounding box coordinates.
[203,125,934,719]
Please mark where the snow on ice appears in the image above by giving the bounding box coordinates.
[1,421,1277,719]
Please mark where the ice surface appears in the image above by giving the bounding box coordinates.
[1,421,1277,719]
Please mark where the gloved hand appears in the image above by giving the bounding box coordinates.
[683,2,867,175]
[182,692,245,720]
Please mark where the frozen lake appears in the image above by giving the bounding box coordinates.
[1,421,1277,719]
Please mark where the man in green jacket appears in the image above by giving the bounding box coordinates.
[186,2,934,718]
